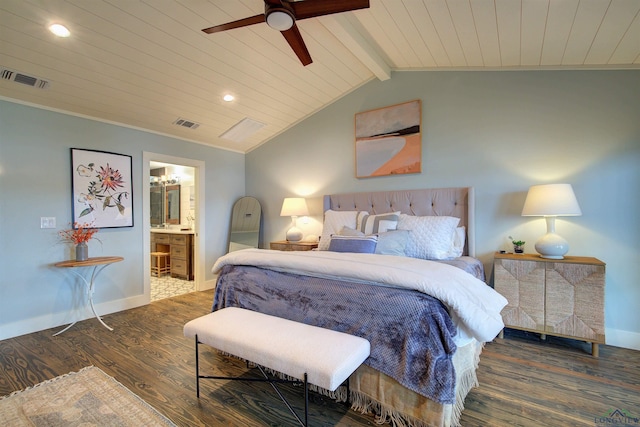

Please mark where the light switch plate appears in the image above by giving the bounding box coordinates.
[40,217,56,228]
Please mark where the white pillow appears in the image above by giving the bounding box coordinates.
[318,210,365,250]
[356,211,400,234]
[339,226,365,237]
[446,226,466,258]
[397,214,460,260]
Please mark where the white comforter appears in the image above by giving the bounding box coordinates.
[212,249,507,343]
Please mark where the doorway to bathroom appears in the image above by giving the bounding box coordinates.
[143,152,204,303]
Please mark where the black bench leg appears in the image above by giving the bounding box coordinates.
[304,373,308,427]
[195,335,200,398]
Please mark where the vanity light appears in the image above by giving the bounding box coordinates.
[49,24,71,38]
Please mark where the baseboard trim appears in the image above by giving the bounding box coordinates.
[0,294,148,341]
[606,328,640,351]
[199,278,217,291]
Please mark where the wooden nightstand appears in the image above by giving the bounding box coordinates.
[270,241,318,251]
[494,252,605,356]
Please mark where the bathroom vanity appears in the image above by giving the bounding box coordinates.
[150,229,194,280]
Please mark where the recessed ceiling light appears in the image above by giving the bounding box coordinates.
[223,94,234,102]
[49,24,70,37]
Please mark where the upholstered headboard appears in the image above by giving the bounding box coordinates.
[323,187,475,257]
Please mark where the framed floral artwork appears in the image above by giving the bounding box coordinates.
[355,99,422,178]
[71,148,133,228]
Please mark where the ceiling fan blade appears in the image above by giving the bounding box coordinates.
[202,14,265,34]
[281,24,312,66]
[290,0,370,20]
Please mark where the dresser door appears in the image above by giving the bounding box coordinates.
[495,258,545,332]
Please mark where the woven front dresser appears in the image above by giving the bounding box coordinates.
[494,252,605,357]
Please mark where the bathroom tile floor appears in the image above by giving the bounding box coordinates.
[150,275,195,302]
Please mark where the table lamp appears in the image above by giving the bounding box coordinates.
[280,197,309,242]
[521,183,582,259]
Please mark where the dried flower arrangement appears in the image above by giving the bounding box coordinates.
[59,222,100,245]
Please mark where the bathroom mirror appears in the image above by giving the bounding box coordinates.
[150,186,163,226]
[165,185,180,224]
[228,197,261,252]
[150,184,181,226]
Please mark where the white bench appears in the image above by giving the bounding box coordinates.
[183,307,370,426]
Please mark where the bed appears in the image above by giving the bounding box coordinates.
[211,188,507,427]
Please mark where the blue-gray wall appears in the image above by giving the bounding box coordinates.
[246,70,640,349]
[0,100,245,339]
[2,70,638,349]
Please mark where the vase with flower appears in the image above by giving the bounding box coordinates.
[59,222,100,261]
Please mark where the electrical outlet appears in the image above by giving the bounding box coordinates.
[40,217,56,229]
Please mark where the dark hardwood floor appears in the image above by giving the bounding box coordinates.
[1,290,639,426]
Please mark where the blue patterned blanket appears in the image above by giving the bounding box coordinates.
[213,264,458,404]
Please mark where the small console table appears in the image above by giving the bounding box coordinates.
[53,256,124,336]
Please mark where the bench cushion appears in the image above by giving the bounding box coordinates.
[184,307,370,391]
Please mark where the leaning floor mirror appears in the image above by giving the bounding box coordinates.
[228,197,261,252]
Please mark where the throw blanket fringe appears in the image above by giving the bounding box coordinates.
[257,362,452,427]
[216,351,349,401]
[450,342,483,427]
[350,391,431,427]
[217,350,474,427]
[350,342,483,427]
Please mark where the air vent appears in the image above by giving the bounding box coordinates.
[173,117,200,130]
[1,67,50,89]
[220,117,266,142]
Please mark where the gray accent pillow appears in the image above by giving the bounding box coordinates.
[375,230,410,256]
[356,212,400,234]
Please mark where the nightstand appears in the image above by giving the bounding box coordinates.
[270,241,318,251]
[494,252,605,356]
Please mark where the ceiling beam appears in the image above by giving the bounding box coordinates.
[320,14,391,81]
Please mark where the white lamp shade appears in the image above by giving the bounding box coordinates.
[521,183,581,259]
[280,198,309,217]
[521,184,582,216]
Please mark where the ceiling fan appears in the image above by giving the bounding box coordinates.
[202,0,370,66]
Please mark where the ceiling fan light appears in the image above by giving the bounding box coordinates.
[266,10,294,31]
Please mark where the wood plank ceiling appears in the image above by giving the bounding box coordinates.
[1,0,638,153]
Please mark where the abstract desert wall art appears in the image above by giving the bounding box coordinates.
[354,99,422,178]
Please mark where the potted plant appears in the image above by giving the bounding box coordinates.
[509,236,525,254]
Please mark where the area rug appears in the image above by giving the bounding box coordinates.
[0,366,176,426]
